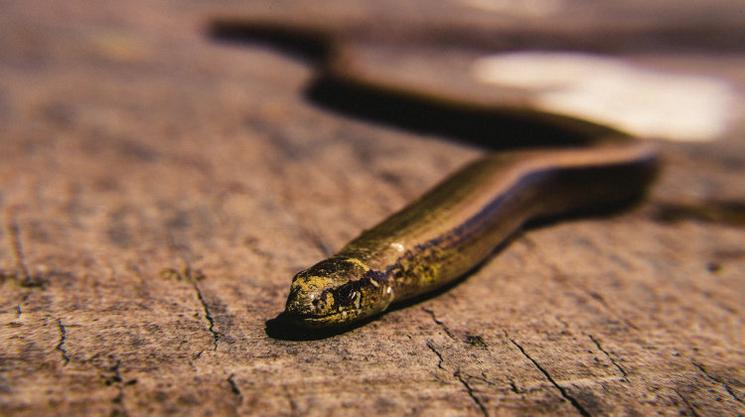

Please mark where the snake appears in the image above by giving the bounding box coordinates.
[211,19,660,330]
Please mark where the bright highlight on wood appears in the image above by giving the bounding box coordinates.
[472,52,737,142]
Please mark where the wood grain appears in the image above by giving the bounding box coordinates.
[1,1,744,416]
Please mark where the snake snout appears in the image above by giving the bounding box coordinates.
[284,275,336,319]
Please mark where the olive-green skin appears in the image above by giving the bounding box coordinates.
[282,145,658,328]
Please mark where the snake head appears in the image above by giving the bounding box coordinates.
[283,257,393,328]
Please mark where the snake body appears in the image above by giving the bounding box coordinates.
[284,135,656,328]
[209,20,660,329]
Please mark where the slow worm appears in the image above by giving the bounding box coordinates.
[284,137,656,328]
[211,19,660,329]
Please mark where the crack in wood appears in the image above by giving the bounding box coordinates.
[455,370,489,417]
[106,360,128,417]
[588,335,628,382]
[227,373,243,405]
[674,389,702,417]
[56,319,70,365]
[426,340,489,417]
[508,377,522,394]
[164,262,221,352]
[166,231,221,352]
[692,361,743,405]
[422,307,457,340]
[186,268,219,351]
[510,338,592,417]
[425,340,446,371]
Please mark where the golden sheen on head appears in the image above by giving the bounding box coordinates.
[283,257,394,328]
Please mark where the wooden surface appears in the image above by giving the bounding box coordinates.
[1,1,744,416]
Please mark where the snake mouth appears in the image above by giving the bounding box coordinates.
[280,309,363,328]
[267,309,369,340]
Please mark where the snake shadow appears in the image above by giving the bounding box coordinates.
[209,19,657,340]
[264,193,650,341]
[209,19,591,150]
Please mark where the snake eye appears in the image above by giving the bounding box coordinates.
[336,285,350,301]
[334,284,356,306]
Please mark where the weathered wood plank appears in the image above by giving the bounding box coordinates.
[1,2,744,416]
